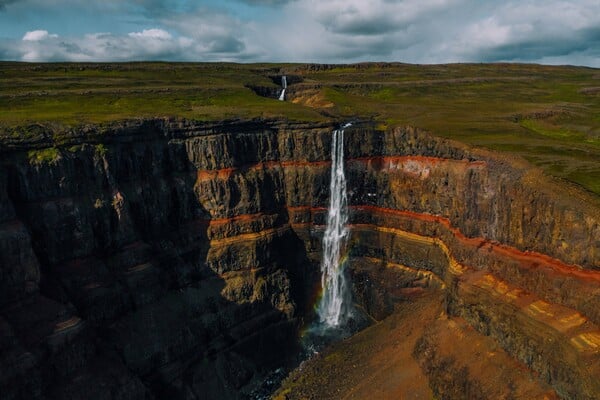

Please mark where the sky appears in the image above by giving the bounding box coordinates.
[0,0,599,66]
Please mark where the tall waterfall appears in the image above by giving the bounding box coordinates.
[317,124,352,327]
[278,75,287,101]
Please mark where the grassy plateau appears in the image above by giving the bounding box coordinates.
[1,61,599,195]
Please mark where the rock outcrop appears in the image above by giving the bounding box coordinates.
[1,118,599,399]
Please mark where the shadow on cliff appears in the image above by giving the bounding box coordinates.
[1,125,312,400]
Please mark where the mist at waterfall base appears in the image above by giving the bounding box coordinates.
[300,124,370,354]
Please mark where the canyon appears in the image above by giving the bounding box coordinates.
[1,62,600,399]
[1,117,599,399]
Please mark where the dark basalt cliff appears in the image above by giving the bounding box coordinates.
[1,119,599,399]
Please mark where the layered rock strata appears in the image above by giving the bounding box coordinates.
[1,119,599,399]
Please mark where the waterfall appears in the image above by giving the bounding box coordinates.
[317,123,352,327]
[278,75,287,101]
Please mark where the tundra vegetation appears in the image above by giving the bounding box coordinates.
[1,61,598,194]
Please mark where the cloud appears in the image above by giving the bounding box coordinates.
[128,28,172,40]
[160,8,252,56]
[246,0,462,62]
[258,0,600,66]
[477,27,600,63]
[5,22,252,62]
[0,0,21,10]
[22,30,58,41]
[305,0,459,35]
[5,29,186,61]
[0,0,599,66]
[447,0,600,65]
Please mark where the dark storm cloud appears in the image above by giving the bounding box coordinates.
[0,0,19,10]
[207,36,245,53]
[311,0,457,35]
[0,0,179,15]
[477,27,600,63]
[58,40,86,56]
[0,39,16,58]
[327,17,402,36]
[328,32,416,59]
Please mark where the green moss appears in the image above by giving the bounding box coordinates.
[27,147,60,165]
[67,144,82,153]
[95,143,108,157]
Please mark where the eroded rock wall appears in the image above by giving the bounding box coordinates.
[343,127,600,399]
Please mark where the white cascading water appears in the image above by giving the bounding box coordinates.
[317,123,352,327]
[278,75,287,101]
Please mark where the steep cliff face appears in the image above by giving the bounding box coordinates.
[289,126,600,399]
[1,119,599,399]
[0,119,333,399]
[287,126,600,399]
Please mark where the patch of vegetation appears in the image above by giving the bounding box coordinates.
[27,147,61,165]
[95,143,108,157]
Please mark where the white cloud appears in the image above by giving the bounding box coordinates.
[128,28,172,40]
[11,28,185,61]
[22,30,58,41]
[2,0,600,66]
[7,21,252,62]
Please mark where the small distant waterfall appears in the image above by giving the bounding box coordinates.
[278,75,287,101]
[317,123,352,327]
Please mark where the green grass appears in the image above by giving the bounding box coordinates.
[1,61,599,195]
[0,87,321,125]
[0,62,325,125]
